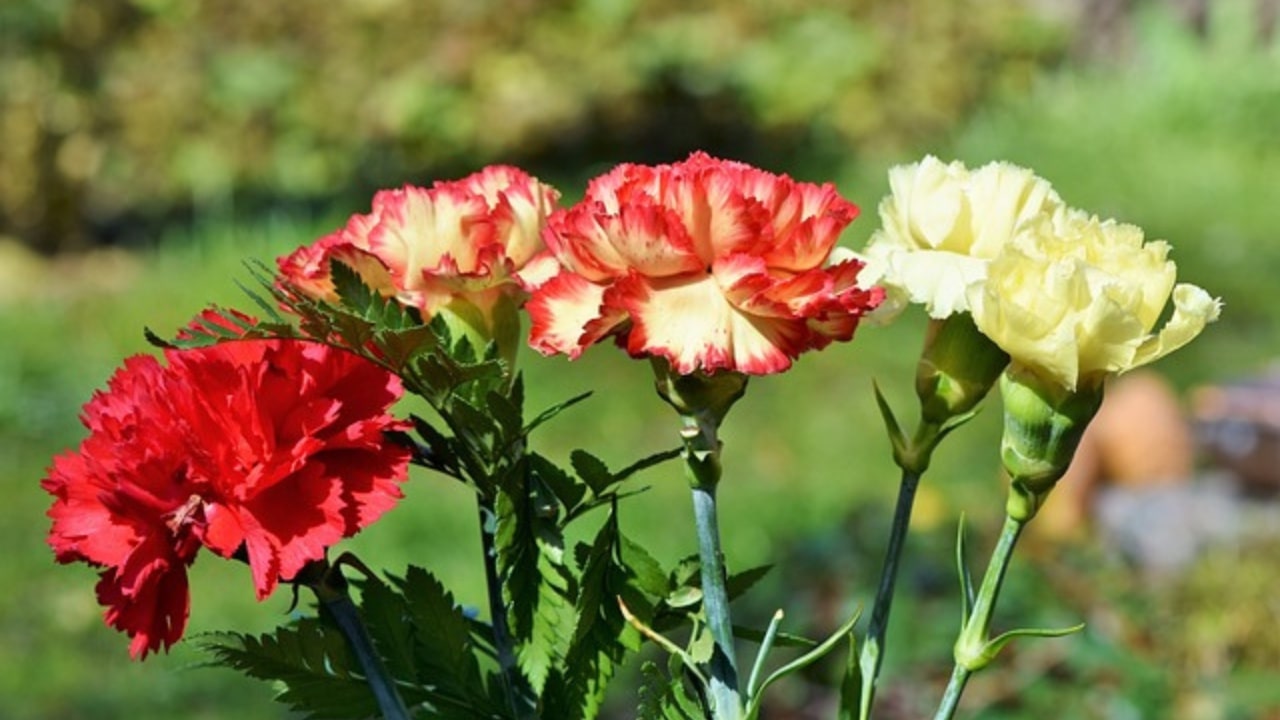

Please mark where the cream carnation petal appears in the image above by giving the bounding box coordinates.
[619,274,735,374]
[725,311,804,375]
[514,251,561,291]
[1129,284,1222,370]
[892,248,989,318]
[618,274,798,375]
[526,272,611,359]
[1073,281,1149,381]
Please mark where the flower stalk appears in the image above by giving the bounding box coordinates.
[477,500,540,720]
[857,465,921,719]
[304,562,413,720]
[862,315,1005,718]
[683,412,742,720]
[654,361,750,720]
[933,513,1024,720]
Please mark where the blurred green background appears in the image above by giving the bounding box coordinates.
[3,0,1279,718]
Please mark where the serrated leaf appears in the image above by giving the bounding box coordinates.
[494,484,571,698]
[449,399,502,460]
[725,564,773,601]
[485,390,524,440]
[330,260,379,316]
[638,661,702,720]
[613,447,682,483]
[202,621,402,720]
[374,325,439,371]
[529,453,587,519]
[570,450,614,495]
[543,516,662,720]
[524,391,593,436]
[394,567,478,681]
[621,533,669,598]
[356,576,419,684]
[409,414,463,478]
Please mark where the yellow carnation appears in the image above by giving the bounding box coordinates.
[861,156,1061,319]
[968,209,1221,391]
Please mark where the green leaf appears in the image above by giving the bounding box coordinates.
[330,259,379,316]
[666,586,703,610]
[524,391,593,436]
[620,533,669,598]
[725,564,773,600]
[494,485,571,697]
[979,622,1087,667]
[355,576,419,685]
[745,609,862,719]
[837,633,860,720]
[731,625,817,649]
[745,610,785,698]
[638,661,702,720]
[613,447,682,482]
[202,620,417,720]
[872,381,910,469]
[956,513,976,624]
[374,325,440,371]
[393,567,489,698]
[409,414,463,478]
[529,452,587,515]
[686,625,715,664]
[543,517,625,720]
[570,450,614,496]
[485,390,524,441]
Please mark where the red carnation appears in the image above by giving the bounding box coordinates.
[43,340,411,658]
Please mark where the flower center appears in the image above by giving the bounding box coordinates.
[164,494,206,535]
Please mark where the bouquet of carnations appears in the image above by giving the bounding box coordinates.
[43,153,1219,719]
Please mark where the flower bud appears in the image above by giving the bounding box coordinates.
[916,313,1010,426]
[999,366,1104,521]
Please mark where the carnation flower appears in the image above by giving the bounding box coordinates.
[42,340,411,658]
[277,166,560,354]
[968,209,1221,392]
[526,152,883,375]
[861,157,1062,319]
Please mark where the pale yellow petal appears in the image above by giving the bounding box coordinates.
[1129,284,1222,369]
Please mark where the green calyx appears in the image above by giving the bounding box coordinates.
[998,366,1104,521]
[650,358,749,427]
[438,289,523,374]
[915,314,1009,427]
[650,359,748,493]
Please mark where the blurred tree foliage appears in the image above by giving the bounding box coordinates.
[0,0,1064,253]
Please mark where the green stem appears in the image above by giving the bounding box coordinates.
[477,500,539,720]
[857,467,922,719]
[311,573,413,720]
[935,514,1026,720]
[932,664,971,720]
[683,413,743,720]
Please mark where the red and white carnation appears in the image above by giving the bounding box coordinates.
[277,165,560,325]
[526,152,883,375]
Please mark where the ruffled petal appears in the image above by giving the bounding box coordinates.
[1129,284,1222,370]
[617,273,801,375]
[526,272,615,358]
